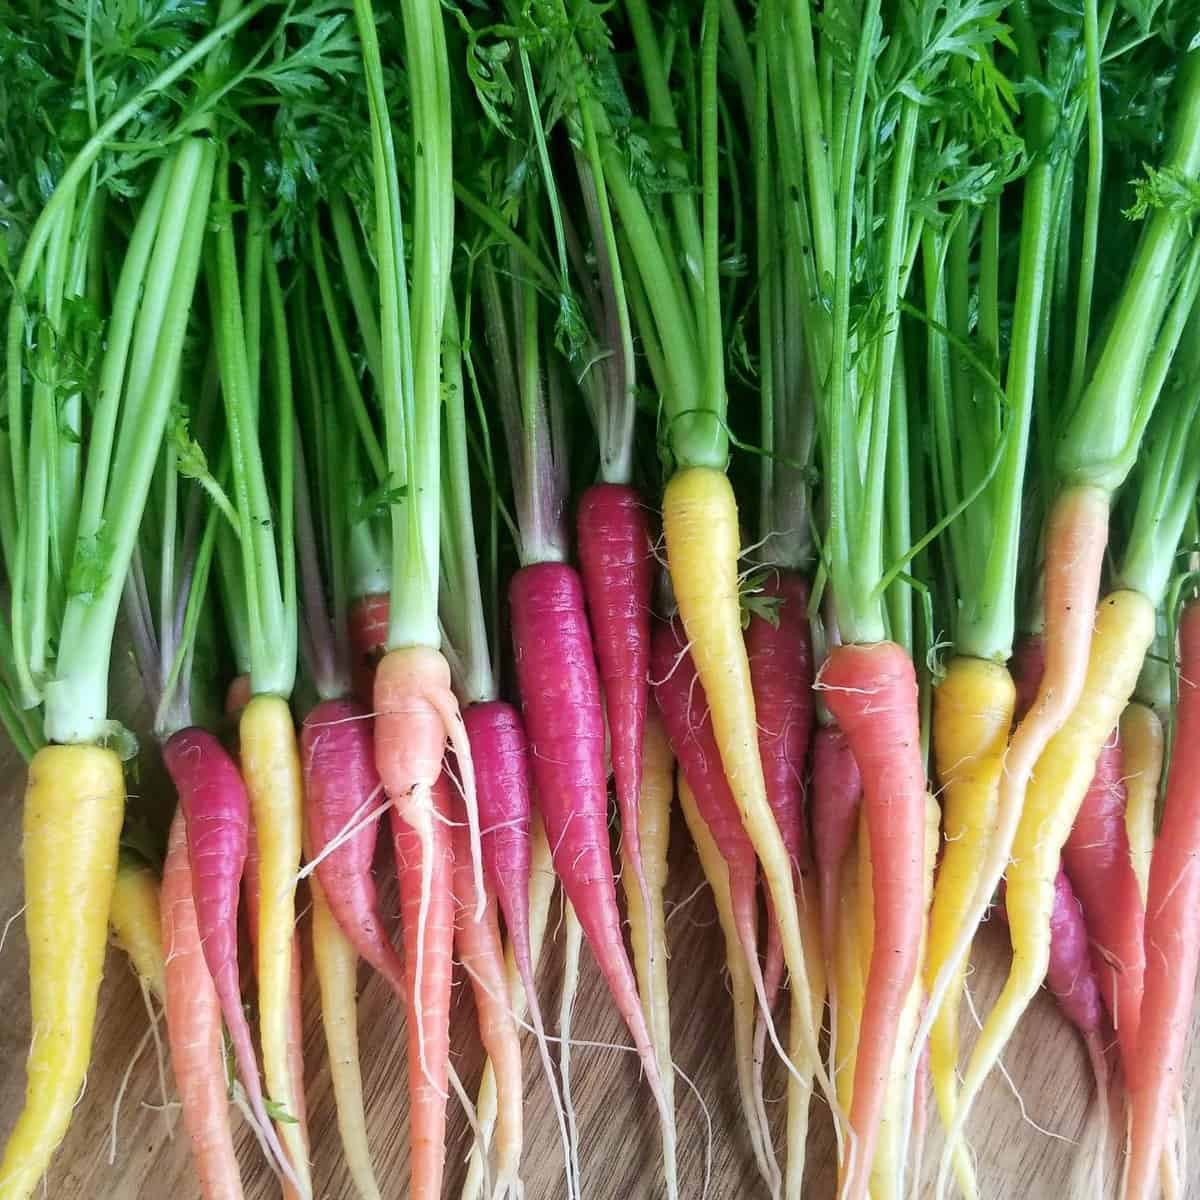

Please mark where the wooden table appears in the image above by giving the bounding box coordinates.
[0,726,1196,1200]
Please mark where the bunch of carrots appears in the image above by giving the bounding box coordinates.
[2,0,1200,1198]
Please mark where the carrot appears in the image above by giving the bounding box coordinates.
[348,592,389,707]
[1124,600,1200,1200]
[390,771,456,1200]
[833,831,865,1122]
[0,746,124,1200]
[620,702,676,1142]
[110,857,166,1001]
[163,727,298,1188]
[462,814,560,1200]
[651,614,778,1187]
[160,811,243,1200]
[1062,731,1145,1069]
[510,563,671,1123]
[309,871,382,1200]
[576,482,657,988]
[924,655,1015,1199]
[817,640,926,1198]
[301,697,405,999]
[1120,702,1163,906]
[663,469,827,1095]
[243,822,311,1198]
[449,788,523,1199]
[677,774,779,1194]
[939,591,1155,1194]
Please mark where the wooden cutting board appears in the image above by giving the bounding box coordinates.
[0,722,1195,1200]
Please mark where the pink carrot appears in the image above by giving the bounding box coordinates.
[1062,733,1144,1071]
[1125,602,1200,1200]
[301,697,405,999]
[162,728,296,1189]
[746,571,816,1020]
[390,773,457,1200]
[509,562,667,1113]
[576,483,656,929]
[161,811,244,1200]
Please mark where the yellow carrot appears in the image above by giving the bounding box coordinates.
[310,873,381,1200]
[462,815,557,1200]
[110,857,166,1001]
[621,703,676,1153]
[834,840,864,1122]
[663,467,826,1100]
[0,746,125,1200]
[1120,701,1163,906]
[678,774,780,1194]
[238,694,310,1197]
[924,657,1014,1200]
[938,591,1155,1195]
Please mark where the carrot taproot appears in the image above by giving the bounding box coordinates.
[620,702,676,1150]
[677,774,780,1195]
[651,614,778,1187]
[309,871,382,1200]
[450,790,523,1199]
[243,822,311,1198]
[1120,701,1163,906]
[557,902,585,1195]
[390,771,456,1200]
[1124,600,1200,1200]
[0,745,124,1200]
[348,592,389,707]
[1063,731,1145,1069]
[939,590,1154,1196]
[662,467,826,1102]
[833,831,865,1122]
[238,694,311,1196]
[817,639,926,1199]
[510,562,671,1128]
[462,814,560,1200]
[577,482,657,986]
[160,811,243,1200]
[461,700,572,1198]
[301,697,405,1000]
[110,857,166,1001]
[924,655,1015,1200]
[163,727,298,1189]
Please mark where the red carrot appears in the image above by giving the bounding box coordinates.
[509,562,668,1115]
[348,592,390,706]
[161,811,244,1200]
[1062,733,1144,1071]
[162,728,297,1191]
[390,773,457,1200]
[817,641,925,1200]
[300,697,405,999]
[1125,601,1200,1200]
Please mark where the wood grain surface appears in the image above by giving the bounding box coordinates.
[0,717,1197,1200]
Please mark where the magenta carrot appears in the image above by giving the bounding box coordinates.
[817,641,925,1200]
[162,728,297,1190]
[390,772,456,1200]
[161,811,244,1200]
[300,697,405,999]
[576,482,657,947]
[1125,601,1200,1200]
[509,562,668,1116]
[1062,732,1144,1071]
